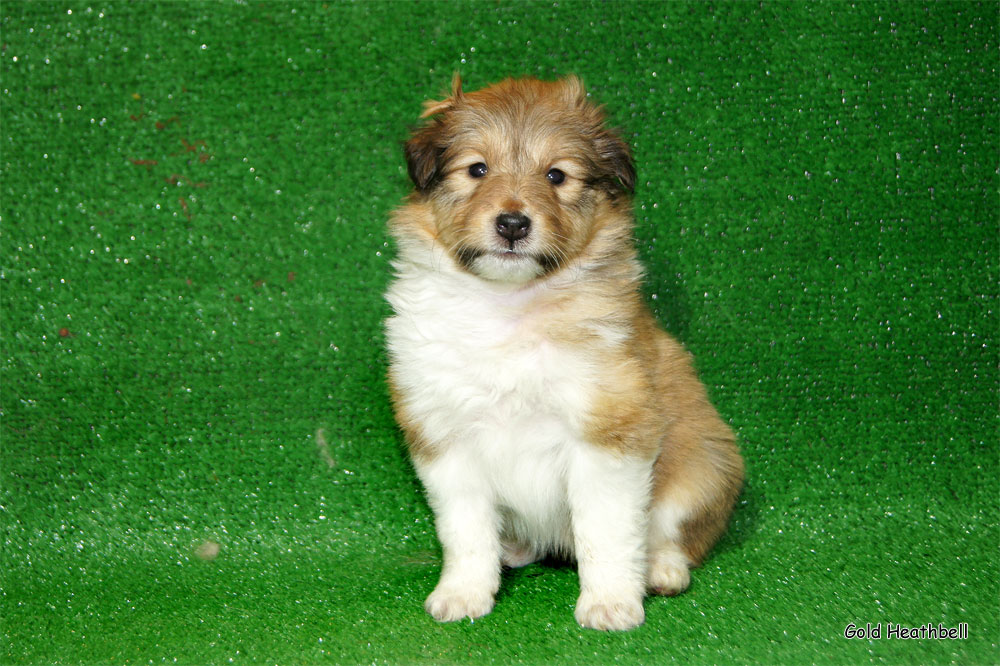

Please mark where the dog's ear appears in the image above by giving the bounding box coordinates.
[420,72,463,118]
[595,129,636,195]
[562,75,636,195]
[406,74,463,192]
[560,75,588,108]
[404,122,446,192]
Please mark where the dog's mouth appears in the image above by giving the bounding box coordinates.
[455,247,561,281]
[496,248,529,260]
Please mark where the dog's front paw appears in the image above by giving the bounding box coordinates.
[425,584,495,623]
[574,591,645,631]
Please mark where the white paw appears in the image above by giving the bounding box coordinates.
[574,591,645,631]
[501,540,538,568]
[648,558,691,596]
[425,584,495,622]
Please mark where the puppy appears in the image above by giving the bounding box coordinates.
[385,75,743,631]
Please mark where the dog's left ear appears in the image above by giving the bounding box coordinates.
[562,76,636,195]
[595,130,637,195]
[560,75,588,108]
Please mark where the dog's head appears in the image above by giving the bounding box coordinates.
[403,75,636,284]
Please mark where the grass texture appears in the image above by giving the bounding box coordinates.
[2,1,997,664]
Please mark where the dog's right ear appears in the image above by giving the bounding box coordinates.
[420,72,463,118]
[405,74,463,192]
[404,122,446,192]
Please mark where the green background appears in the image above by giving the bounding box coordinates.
[2,1,997,664]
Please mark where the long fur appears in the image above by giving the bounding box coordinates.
[385,75,743,631]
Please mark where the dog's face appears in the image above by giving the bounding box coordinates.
[404,76,636,284]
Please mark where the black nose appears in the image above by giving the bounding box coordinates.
[496,212,531,243]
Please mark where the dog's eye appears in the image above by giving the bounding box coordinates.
[468,163,488,179]
[546,168,566,185]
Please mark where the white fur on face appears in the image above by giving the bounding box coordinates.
[468,251,545,283]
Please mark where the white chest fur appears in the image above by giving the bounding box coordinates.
[385,264,604,548]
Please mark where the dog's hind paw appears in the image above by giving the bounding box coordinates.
[501,540,539,568]
[648,548,691,596]
[648,562,690,596]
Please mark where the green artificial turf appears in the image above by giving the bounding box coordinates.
[2,1,997,664]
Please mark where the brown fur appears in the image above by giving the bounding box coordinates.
[389,75,743,615]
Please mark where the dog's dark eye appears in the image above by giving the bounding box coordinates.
[546,168,566,185]
[468,163,488,179]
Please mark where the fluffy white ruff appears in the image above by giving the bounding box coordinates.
[386,252,655,631]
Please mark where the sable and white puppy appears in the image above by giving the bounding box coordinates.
[385,75,743,631]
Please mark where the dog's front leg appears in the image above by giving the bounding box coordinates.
[417,452,501,622]
[568,444,652,631]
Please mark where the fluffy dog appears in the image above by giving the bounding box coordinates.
[385,75,743,631]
